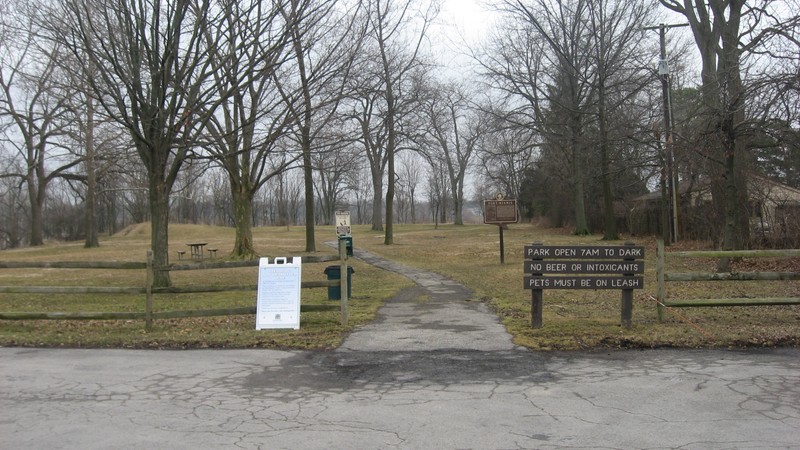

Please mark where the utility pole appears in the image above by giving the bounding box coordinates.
[645,23,688,244]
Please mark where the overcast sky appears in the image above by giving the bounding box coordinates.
[440,0,495,40]
[434,1,700,83]
[432,0,498,78]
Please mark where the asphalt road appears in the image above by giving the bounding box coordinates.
[2,248,799,449]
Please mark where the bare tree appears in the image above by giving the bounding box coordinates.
[197,0,296,259]
[51,0,224,286]
[362,0,439,244]
[279,0,365,252]
[425,156,451,228]
[395,151,422,223]
[418,81,484,225]
[477,122,538,206]
[78,87,99,247]
[0,168,26,248]
[314,139,361,225]
[481,0,659,236]
[586,0,656,240]
[58,59,130,248]
[483,0,595,235]
[347,73,388,231]
[659,0,800,250]
[0,3,81,246]
[344,158,373,224]
[270,167,304,227]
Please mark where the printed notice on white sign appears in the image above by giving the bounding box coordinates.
[335,210,351,236]
[256,257,301,330]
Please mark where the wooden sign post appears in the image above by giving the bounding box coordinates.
[484,193,518,264]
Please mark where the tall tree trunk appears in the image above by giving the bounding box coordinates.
[573,175,589,235]
[231,183,256,258]
[663,0,749,250]
[276,174,289,227]
[571,111,589,235]
[371,166,383,231]
[453,183,464,226]
[384,95,395,244]
[84,94,99,248]
[381,22,395,245]
[28,173,44,246]
[722,150,744,250]
[719,5,749,250]
[598,85,618,240]
[149,171,171,287]
[290,8,317,253]
[385,143,395,244]
[302,147,316,252]
[410,188,416,224]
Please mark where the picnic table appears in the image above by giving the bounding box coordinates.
[187,243,207,260]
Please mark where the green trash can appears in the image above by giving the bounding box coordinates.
[343,236,353,257]
[324,265,354,300]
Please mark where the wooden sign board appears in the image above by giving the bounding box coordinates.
[524,245,644,260]
[523,244,645,290]
[523,243,646,328]
[524,260,645,274]
[484,199,518,224]
[524,276,644,290]
[256,257,301,330]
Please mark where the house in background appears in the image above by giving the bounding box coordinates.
[745,175,800,240]
[624,174,800,245]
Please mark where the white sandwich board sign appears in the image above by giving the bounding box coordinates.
[256,257,302,330]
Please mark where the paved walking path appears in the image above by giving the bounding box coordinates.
[2,247,799,449]
[334,245,519,352]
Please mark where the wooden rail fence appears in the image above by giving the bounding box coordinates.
[0,244,351,330]
[656,239,800,321]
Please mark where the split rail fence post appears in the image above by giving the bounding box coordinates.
[339,237,349,327]
[145,250,154,331]
[656,239,665,322]
[499,226,505,264]
[530,242,543,328]
[620,242,635,328]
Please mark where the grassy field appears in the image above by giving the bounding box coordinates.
[1,223,798,350]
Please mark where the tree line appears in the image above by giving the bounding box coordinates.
[1,0,798,286]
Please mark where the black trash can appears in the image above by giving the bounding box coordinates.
[343,236,353,257]
[324,265,355,300]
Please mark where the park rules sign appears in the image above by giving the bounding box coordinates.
[523,243,645,328]
[256,257,302,330]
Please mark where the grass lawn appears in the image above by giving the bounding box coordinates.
[1,222,798,350]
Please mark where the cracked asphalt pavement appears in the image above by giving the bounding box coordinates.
[2,248,799,449]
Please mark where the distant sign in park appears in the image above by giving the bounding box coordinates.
[335,210,351,237]
[484,196,518,225]
[484,194,518,264]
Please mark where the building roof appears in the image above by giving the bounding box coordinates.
[633,174,800,203]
